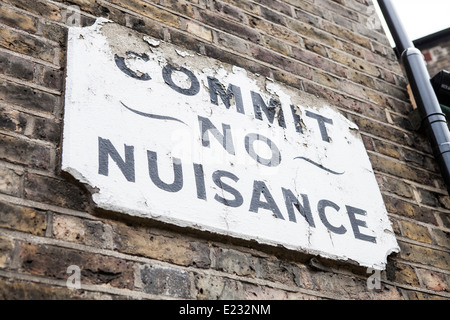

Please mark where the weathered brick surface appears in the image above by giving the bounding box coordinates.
[0,166,22,197]
[139,264,191,298]
[113,224,211,268]
[0,28,57,64]
[398,241,450,271]
[0,80,59,114]
[52,214,113,249]
[0,134,52,170]
[0,51,34,82]
[0,277,122,299]
[19,243,134,289]
[0,0,449,301]
[195,273,244,299]
[0,235,14,268]
[416,268,450,293]
[24,173,89,211]
[0,200,47,236]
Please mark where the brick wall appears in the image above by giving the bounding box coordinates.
[0,0,449,300]
[420,37,450,78]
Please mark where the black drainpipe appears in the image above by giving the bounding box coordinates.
[378,0,450,194]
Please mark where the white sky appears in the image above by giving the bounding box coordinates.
[374,0,450,45]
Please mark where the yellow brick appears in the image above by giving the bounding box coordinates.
[0,236,13,268]
[401,220,433,244]
[186,21,213,42]
[0,5,38,33]
[109,0,180,28]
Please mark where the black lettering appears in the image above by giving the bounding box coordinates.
[212,170,243,207]
[305,110,333,142]
[317,200,346,234]
[251,91,286,128]
[282,188,315,226]
[98,137,135,182]
[162,64,200,96]
[244,133,281,167]
[147,150,183,192]
[346,206,377,243]
[290,104,303,133]
[193,163,207,200]
[198,116,235,155]
[207,77,245,114]
[249,181,284,220]
[114,52,151,81]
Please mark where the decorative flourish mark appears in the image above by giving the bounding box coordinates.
[120,101,187,125]
[294,157,344,175]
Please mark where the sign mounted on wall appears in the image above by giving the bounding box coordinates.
[63,19,399,269]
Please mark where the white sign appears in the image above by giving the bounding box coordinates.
[62,19,399,269]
